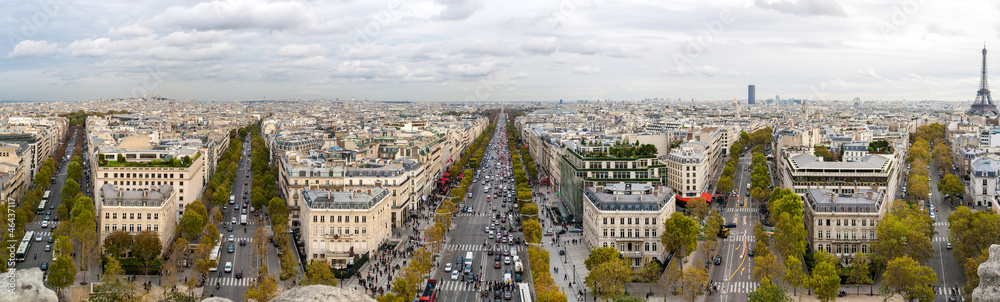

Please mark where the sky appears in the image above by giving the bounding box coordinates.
[2,0,1000,103]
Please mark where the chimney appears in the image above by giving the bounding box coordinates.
[328,191,332,199]
[866,191,874,200]
[829,193,835,203]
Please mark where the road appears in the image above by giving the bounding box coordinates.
[203,136,281,301]
[16,130,76,277]
[926,162,967,300]
[708,150,759,302]
[434,114,530,302]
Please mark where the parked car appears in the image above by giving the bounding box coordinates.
[714,256,722,265]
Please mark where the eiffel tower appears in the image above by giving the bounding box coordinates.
[969,46,999,116]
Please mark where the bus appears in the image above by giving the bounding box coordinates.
[37,199,47,214]
[208,234,222,271]
[15,231,34,262]
[518,283,532,302]
[43,190,51,200]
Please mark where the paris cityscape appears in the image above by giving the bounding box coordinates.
[3,1,1000,302]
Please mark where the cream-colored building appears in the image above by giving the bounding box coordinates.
[300,187,392,268]
[581,183,675,267]
[803,188,881,257]
[661,144,710,198]
[92,147,205,218]
[99,183,178,255]
[0,142,28,203]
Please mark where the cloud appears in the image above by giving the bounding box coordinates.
[150,0,310,31]
[754,0,847,17]
[7,40,59,58]
[857,67,880,79]
[572,66,600,75]
[276,44,328,57]
[109,25,155,39]
[436,0,481,21]
[664,65,747,77]
[520,37,559,55]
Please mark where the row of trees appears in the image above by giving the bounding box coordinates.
[749,145,772,204]
[505,117,566,302]
[948,207,1000,296]
[0,124,76,273]
[715,127,772,196]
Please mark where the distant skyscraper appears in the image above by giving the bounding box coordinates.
[748,85,756,105]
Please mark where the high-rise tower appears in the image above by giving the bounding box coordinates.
[969,47,999,115]
[748,85,756,105]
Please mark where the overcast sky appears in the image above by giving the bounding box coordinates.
[3,0,1000,103]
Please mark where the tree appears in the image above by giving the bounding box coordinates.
[814,145,834,161]
[752,252,783,284]
[872,202,934,266]
[784,256,807,295]
[61,178,80,206]
[932,144,952,174]
[269,197,290,227]
[773,212,806,260]
[809,254,841,302]
[585,246,621,271]
[103,230,133,259]
[584,257,632,300]
[132,230,163,275]
[847,252,873,295]
[716,176,733,195]
[71,209,98,279]
[67,161,83,182]
[679,266,708,302]
[747,277,791,302]
[279,246,299,281]
[303,260,337,286]
[686,197,710,222]
[662,260,683,294]
[639,260,662,283]
[92,257,140,302]
[245,264,281,302]
[705,211,724,240]
[523,219,542,244]
[202,221,221,247]
[177,211,204,241]
[947,206,1000,291]
[46,255,77,297]
[937,174,965,206]
[661,212,699,263]
[881,256,936,302]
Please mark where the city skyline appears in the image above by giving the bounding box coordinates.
[4,0,1000,103]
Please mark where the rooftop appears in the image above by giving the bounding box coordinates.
[804,188,881,213]
[302,187,389,210]
[585,183,673,212]
[786,153,891,172]
[100,183,174,207]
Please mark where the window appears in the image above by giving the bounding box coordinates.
[826,219,830,226]
[826,231,831,239]
[106,213,110,219]
[620,218,624,224]
[147,213,151,220]
[851,220,856,226]
[862,245,867,253]
[154,224,159,232]
[320,216,325,223]
[105,224,109,232]
[645,229,650,237]
[355,216,359,223]
[603,229,607,237]
[362,227,367,234]
[645,242,650,251]
[836,219,840,226]
[313,216,317,222]
[338,216,342,223]
[112,224,117,231]
[362,216,366,223]
[861,220,866,226]
[610,229,615,237]
[645,218,649,225]
[355,228,359,235]
[652,218,656,225]
[154,213,158,220]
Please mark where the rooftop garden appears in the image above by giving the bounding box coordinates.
[97,152,200,168]
[578,139,658,158]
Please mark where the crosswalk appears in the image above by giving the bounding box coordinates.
[455,212,492,217]
[712,281,759,294]
[222,237,256,244]
[932,236,949,242]
[725,234,756,242]
[206,276,256,287]
[33,231,53,237]
[936,286,961,296]
[438,280,476,292]
[725,207,758,213]
[442,244,522,253]
[933,221,950,227]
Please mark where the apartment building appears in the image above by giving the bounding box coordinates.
[300,187,392,268]
[0,116,68,181]
[661,143,711,199]
[970,156,1000,208]
[278,150,421,229]
[0,142,28,203]
[841,142,868,162]
[803,188,882,257]
[581,183,675,267]
[558,140,666,222]
[98,183,178,255]
[93,147,205,218]
[776,150,901,200]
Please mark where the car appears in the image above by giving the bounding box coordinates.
[228,235,235,242]
[503,291,512,300]
[240,239,247,246]
[947,242,953,249]
[41,221,48,228]
[468,193,473,198]
[40,262,48,271]
[44,244,51,252]
[243,194,247,200]
[504,256,511,265]
[50,204,55,209]
[488,233,494,239]
[35,235,42,242]
[503,249,510,256]
[494,260,501,268]
[748,250,755,257]
[235,205,240,210]
[45,210,51,215]
[227,225,233,232]
[451,270,460,280]
[228,244,235,253]
[44,215,49,220]
[245,182,248,186]
[494,290,501,298]
[492,206,497,211]
[487,249,494,255]
[223,205,228,210]
[242,209,247,214]
[714,256,722,265]
[47,236,53,243]
[236,269,243,279]
[224,262,233,272]
[231,217,237,224]
[445,263,453,272]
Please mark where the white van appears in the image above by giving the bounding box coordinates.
[224,262,233,273]
[229,195,235,204]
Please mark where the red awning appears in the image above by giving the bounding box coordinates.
[444,172,450,177]
[458,173,464,178]
[675,192,713,203]
[441,178,449,182]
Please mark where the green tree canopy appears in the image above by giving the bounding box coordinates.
[880,256,936,302]
[660,212,699,262]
